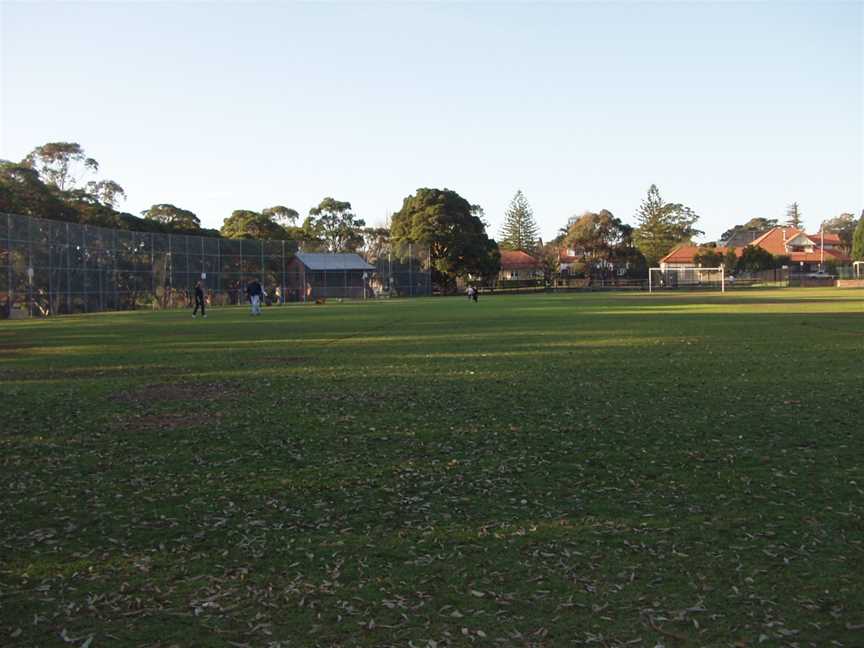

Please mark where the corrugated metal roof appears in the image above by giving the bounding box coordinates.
[295,252,375,271]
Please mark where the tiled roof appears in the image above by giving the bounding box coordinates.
[808,232,843,245]
[660,245,735,265]
[500,249,541,270]
[295,252,375,271]
[788,248,849,263]
[748,227,794,254]
[659,229,851,265]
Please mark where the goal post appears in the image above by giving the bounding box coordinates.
[649,267,725,293]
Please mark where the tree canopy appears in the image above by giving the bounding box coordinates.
[220,210,289,240]
[785,202,803,229]
[0,160,78,221]
[820,213,858,254]
[564,209,641,277]
[142,204,201,232]
[390,188,500,287]
[852,211,864,262]
[499,191,539,252]
[738,245,775,272]
[307,198,365,252]
[0,143,174,232]
[262,205,299,225]
[632,185,702,267]
[22,142,99,191]
[693,246,724,268]
[720,217,778,244]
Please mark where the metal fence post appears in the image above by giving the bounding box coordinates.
[111,230,118,310]
[65,222,71,312]
[82,225,88,313]
[150,232,155,309]
[5,214,10,317]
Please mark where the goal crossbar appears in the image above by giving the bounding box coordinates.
[649,267,725,293]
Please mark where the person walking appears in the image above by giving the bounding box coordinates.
[192,281,207,318]
[246,278,263,316]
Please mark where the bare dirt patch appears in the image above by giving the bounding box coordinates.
[116,410,225,433]
[112,381,243,405]
[241,355,305,367]
[0,341,39,353]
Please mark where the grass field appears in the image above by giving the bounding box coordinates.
[1,288,863,647]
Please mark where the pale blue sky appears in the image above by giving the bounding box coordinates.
[1,1,862,241]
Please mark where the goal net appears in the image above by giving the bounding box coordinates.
[649,267,725,293]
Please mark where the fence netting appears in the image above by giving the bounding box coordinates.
[0,212,431,317]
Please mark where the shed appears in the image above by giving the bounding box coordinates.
[285,252,376,300]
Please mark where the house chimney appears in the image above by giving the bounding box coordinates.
[782,229,786,242]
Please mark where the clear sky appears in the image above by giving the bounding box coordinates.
[1,1,862,241]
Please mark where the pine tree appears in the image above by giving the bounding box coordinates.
[785,202,803,229]
[500,190,539,252]
[632,184,701,267]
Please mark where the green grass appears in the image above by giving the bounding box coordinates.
[1,288,862,647]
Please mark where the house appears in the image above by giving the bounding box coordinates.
[742,227,849,271]
[498,250,542,280]
[659,227,850,272]
[558,248,582,275]
[285,252,375,300]
[659,245,735,271]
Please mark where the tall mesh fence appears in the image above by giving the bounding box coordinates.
[0,212,431,317]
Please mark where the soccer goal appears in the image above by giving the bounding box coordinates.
[649,267,725,293]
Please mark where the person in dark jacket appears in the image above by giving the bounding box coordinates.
[192,281,207,318]
[246,278,263,315]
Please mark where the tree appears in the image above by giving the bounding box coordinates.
[723,249,739,272]
[632,184,702,267]
[308,197,365,252]
[720,217,778,244]
[220,210,288,240]
[22,142,99,191]
[693,246,724,268]
[785,202,803,229]
[852,211,864,261]
[360,226,390,262]
[262,205,299,225]
[820,213,858,254]
[85,180,126,208]
[738,245,774,272]
[564,209,634,277]
[499,190,539,252]
[0,160,77,221]
[535,241,561,285]
[390,188,501,289]
[142,204,201,232]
